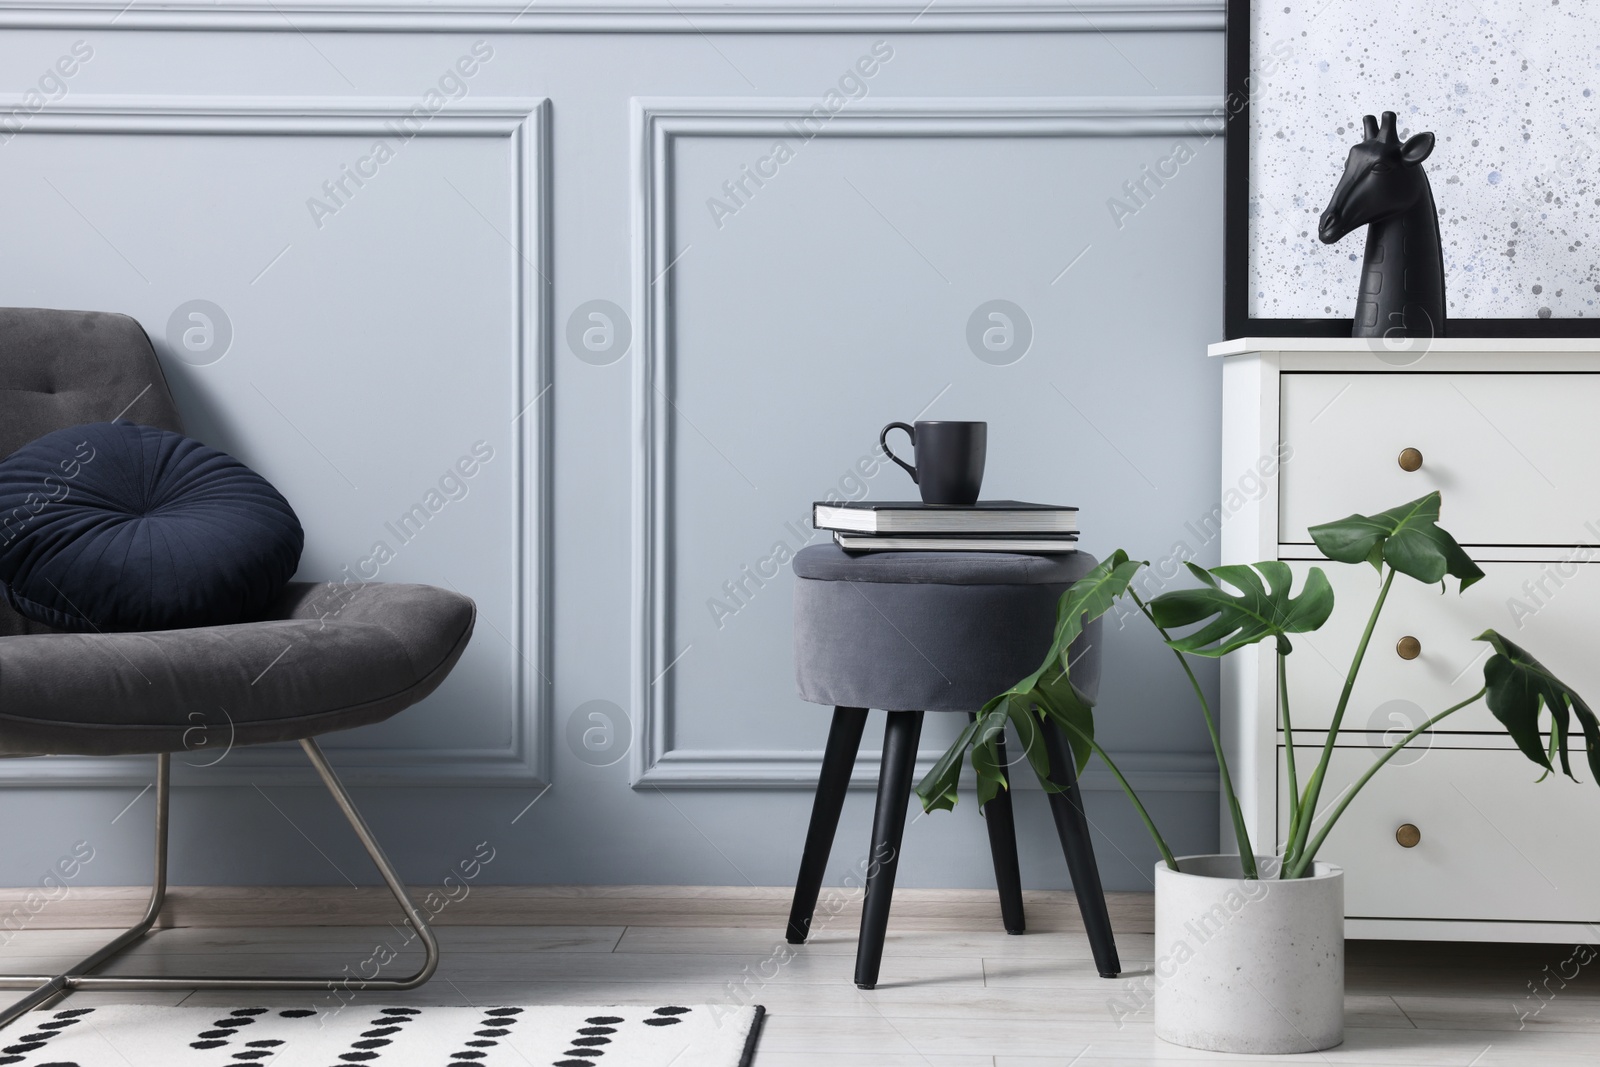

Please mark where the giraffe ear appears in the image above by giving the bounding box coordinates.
[1401,131,1435,165]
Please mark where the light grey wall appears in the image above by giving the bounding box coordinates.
[0,1,1229,895]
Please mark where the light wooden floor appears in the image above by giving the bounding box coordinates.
[1,888,1593,1065]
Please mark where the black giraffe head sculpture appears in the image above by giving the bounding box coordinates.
[1319,111,1445,339]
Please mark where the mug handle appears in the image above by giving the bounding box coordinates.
[879,422,918,484]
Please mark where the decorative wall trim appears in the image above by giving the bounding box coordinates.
[0,97,553,790]
[0,1,1223,33]
[630,95,1223,791]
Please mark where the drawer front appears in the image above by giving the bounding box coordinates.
[1279,373,1600,546]
[1280,747,1600,922]
[1284,560,1600,733]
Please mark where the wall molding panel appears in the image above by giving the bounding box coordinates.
[0,1,1223,33]
[0,97,553,790]
[629,96,1223,793]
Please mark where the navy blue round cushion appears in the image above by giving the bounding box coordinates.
[0,421,304,632]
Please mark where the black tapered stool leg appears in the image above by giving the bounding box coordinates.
[786,706,870,944]
[854,709,924,990]
[972,712,1026,935]
[1039,716,1121,978]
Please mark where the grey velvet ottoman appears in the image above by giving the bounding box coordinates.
[785,544,1121,988]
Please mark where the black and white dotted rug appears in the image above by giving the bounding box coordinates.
[0,1002,764,1067]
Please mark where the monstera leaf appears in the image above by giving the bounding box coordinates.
[1145,561,1334,656]
[914,550,1142,812]
[1041,548,1145,679]
[1309,492,1484,590]
[916,714,987,814]
[1478,629,1600,783]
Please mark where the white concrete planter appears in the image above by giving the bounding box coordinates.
[1152,854,1344,1054]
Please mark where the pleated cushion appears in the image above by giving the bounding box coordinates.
[0,421,303,632]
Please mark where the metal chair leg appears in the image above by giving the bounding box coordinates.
[0,754,173,1029]
[0,738,440,1031]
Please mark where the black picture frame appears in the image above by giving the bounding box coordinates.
[1222,0,1600,340]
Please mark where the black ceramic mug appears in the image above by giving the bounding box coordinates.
[879,420,987,506]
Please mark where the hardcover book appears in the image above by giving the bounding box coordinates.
[833,532,1079,553]
[813,500,1078,535]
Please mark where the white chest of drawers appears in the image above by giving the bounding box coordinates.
[1214,337,1600,942]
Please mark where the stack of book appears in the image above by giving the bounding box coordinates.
[812,500,1079,554]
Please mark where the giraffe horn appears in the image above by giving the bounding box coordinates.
[1362,114,1379,140]
[1379,111,1398,143]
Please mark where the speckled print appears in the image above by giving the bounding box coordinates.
[1250,0,1600,320]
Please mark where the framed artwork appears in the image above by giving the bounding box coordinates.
[1224,0,1600,338]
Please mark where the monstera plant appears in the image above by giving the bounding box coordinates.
[914,492,1600,879]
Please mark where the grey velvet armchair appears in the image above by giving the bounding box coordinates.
[0,308,477,1028]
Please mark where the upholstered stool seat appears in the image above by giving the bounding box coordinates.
[793,545,1102,712]
[786,543,1120,989]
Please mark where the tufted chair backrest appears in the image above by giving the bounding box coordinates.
[0,307,183,635]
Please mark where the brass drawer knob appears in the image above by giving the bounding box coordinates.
[1398,447,1424,472]
[1396,636,1422,660]
[1396,823,1422,848]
